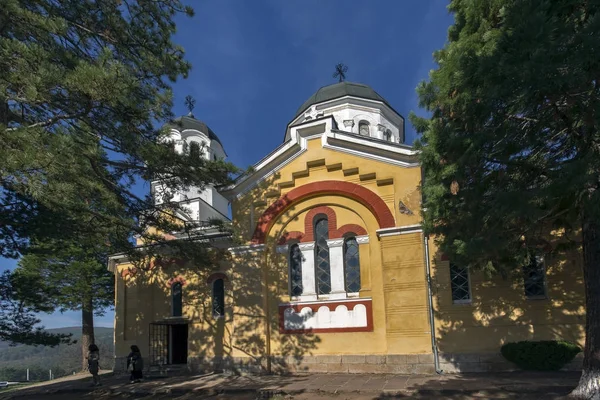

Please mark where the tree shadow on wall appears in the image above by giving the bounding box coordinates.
[118,175,321,376]
[224,174,323,374]
[430,243,585,373]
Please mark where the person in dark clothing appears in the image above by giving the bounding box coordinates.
[86,344,101,386]
[126,345,144,383]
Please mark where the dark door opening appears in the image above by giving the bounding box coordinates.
[170,324,188,364]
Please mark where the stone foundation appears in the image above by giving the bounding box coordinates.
[114,352,584,375]
[439,352,583,373]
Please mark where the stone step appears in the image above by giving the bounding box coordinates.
[147,363,189,378]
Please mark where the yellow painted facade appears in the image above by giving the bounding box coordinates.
[110,84,585,374]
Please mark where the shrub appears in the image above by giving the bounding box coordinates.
[500,340,581,371]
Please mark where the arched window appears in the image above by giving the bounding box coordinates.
[212,278,225,317]
[358,121,370,136]
[289,243,303,296]
[189,141,201,159]
[314,217,331,295]
[343,237,361,293]
[172,282,183,317]
[384,129,392,142]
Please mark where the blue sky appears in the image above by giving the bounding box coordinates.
[1,0,454,329]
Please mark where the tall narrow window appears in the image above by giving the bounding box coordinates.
[450,264,471,304]
[289,244,303,296]
[343,237,361,293]
[172,282,183,317]
[212,278,225,317]
[523,255,546,299]
[189,141,201,159]
[384,129,392,142]
[314,217,331,295]
[358,121,370,136]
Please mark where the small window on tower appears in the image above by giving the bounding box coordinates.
[358,121,370,136]
[384,129,393,142]
[189,142,201,159]
[213,154,217,161]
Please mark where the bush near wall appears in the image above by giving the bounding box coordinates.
[501,340,581,371]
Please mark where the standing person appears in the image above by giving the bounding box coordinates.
[87,344,101,386]
[126,345,144,383]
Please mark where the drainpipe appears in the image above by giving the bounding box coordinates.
[424,234,443,374]
[262,248,272,374]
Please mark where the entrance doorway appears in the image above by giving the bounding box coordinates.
[149,322,188,366]
[169,324,188,364]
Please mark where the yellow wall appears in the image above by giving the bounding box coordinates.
[112,134,586,365]
[114,255,242,362]
[232,137,422,242]
[429,236,585,354]
[230,136,428,357]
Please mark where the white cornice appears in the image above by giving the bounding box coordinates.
[289,96,404,128]
[221,115,419,200]
[298,242,316,251]
[326,238,344,248]
[327,130,416,156]
[356,235,370,244]
[276,244,289,254]
[376,224,423,238]
[322,143,419,168]
[107,253,129,273]
[222,118,333,200]
[228,244,265,254]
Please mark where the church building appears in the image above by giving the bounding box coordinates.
[108,82,585,374]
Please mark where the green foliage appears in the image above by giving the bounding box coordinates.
[16,240,114,316]
[501,340,581,371]
[0,0,240,345]
[0,271,71,346]
[410,0,599,272]
[0,0,238,260]
[0,327,113,381]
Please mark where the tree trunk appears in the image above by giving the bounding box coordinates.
[81,296,95,372]
[571,211,600,399]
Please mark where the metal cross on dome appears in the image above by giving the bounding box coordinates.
[332,63,348,83]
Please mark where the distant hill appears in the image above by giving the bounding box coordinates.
[0,327,114,381]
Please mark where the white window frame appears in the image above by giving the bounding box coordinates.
[449,263,472,305]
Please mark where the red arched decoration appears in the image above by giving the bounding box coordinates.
[168,276,187,286]
[335,224,367,238]
[304,206,337,240]
[252,180,395,244]
[206,272,229,285]
[277,231,305,245]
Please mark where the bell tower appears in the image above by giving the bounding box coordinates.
[151,113,229,223]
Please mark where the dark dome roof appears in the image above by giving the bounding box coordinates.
[294,81,393,119]
[167,115,223,148]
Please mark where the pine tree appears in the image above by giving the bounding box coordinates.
[0,270,71,346]
[411,0,599,397]
[0,1,238,343]
[16,238,113,370]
